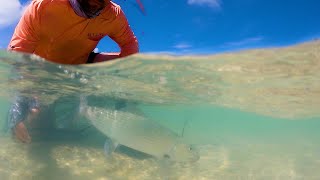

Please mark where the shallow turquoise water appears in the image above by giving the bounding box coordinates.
[142,104,320,145]
[0,42,319,179]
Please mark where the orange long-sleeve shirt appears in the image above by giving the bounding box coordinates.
[8,0,139,64]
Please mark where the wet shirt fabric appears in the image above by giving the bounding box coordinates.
[8,0,138,64]
[7,96,40,130]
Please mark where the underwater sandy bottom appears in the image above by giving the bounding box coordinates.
[0,135,319,180]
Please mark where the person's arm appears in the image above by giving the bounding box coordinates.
[7,96,40,143]
[7,1,41,54]
[93,9,139,62]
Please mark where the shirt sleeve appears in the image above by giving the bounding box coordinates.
[7,1,42,54]
[108,9,139,57]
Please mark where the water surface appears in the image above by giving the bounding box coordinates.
[0,40,319,179]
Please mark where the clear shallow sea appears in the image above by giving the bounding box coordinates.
[0,41,319,179]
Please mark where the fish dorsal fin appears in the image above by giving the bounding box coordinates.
[180,119,189,137]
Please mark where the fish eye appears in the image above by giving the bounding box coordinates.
[189,147,193,151]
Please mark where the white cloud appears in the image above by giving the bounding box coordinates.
[187,0,221,9]
[93,48,99,53]
[173,42,192,49]
[0,0,28,28]
[225,37,264,46]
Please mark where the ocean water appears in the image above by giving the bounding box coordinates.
[0,40,319,179]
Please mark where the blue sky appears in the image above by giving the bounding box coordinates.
[0,0,319,54]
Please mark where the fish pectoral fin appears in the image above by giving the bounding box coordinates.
[158,158,173,178]
[104,138,118,156]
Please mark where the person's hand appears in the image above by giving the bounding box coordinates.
[28,108,40,123]
[14,122,31,143]
[14,108,39,143]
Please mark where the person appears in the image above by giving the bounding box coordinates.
[7,0,140,143]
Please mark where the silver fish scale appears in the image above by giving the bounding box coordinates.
[85,106,179,158]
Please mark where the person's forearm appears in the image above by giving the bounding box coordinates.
[93,52,121,63]
[8,41,36,54]
[93,47,139,63]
